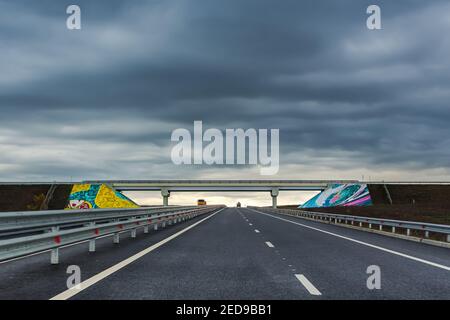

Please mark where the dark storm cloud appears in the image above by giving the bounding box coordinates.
[1,0,450,181]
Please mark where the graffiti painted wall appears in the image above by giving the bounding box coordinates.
[300,184,372,208]
[67,184,139,209]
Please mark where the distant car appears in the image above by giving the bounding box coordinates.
[197,199,207,206]
[237,202,241,207]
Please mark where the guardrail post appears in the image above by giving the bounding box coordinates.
[51,248,59,265]
[89,238,96,252]
[379,225,382,231]
[88,222,96,252]
[407,228,411,236]
[129,217,137,238]
[369,223,372,229]
[425,231,429,238]
[144,216,149,234]
[447,234,450,242]
[113,233,120,244]
[392,227,396,233]
[359,222,362,227]
[50,226,59,264]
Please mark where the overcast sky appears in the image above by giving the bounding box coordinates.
[1,0,450,206]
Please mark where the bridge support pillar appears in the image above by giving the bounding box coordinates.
[161,188,170,207]
[271,188,279,209]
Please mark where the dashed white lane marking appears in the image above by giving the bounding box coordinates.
[254,229,260,233]
[249,223,253,226]
[295,274,322,296]
[50,208,224,300]
[248,208,450,272]
[265,241,275,248]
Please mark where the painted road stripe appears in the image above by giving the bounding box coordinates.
[50,208,224,300]
[248,208,450,272]
[265,241,275,248]
[249,223,253,226]
[295,274,322,296]
[254,229,260,233]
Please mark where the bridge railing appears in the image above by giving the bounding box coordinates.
[0,205,224,264]
[249,207,450,243]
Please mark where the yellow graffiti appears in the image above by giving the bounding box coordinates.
[95,184,139,208]
[67,183,139,209]
[71,184,91,193]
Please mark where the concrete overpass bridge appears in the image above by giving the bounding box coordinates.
[2,179,450,208]
[84,179,360,208]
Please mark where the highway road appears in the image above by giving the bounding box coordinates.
[0,207,449,300]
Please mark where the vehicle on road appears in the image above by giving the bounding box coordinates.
[197,199,207,205]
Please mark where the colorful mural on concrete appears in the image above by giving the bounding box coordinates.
[67,184,139,209]
[300,184,372,208]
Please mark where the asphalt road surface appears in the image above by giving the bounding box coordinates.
[0,207,449,300]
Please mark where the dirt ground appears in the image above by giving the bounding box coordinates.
[0,184,73,212]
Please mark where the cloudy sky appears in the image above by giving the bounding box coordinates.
[1,0,450,206]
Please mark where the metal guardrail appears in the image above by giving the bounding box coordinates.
[0,206,196,235]
[250,207,450,243]
[0,205,224,264]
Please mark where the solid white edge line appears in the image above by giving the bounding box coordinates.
[265,241,275,248]
[50,208,224,300]
[247,208,450,272]
[295,274,322,296]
